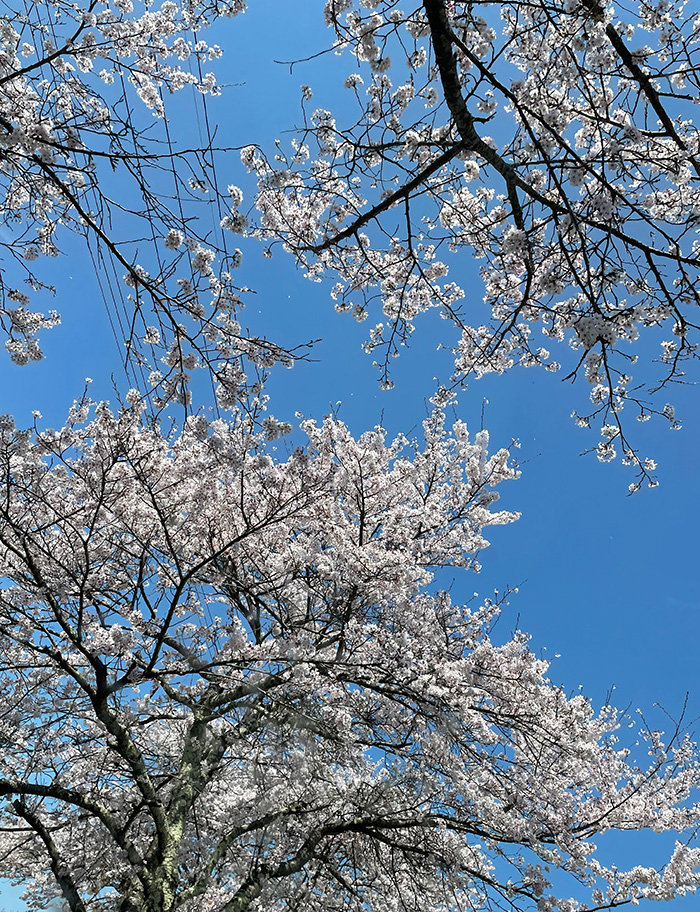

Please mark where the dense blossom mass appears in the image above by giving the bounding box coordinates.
[1,1,700,911]
[0,399,698,912]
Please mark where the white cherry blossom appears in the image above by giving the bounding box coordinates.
[249,0,700,482]
[0,400,697,911]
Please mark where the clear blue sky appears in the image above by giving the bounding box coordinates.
[1,2,699,908]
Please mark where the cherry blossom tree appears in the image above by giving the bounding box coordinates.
[2,3,700,912]
[5,0,700,482]
[0,0,312,410]
[246,0,700,486]
[0,394,698,912]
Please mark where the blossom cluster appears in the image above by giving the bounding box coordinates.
[0,0,277,404]
[0,403,697,910]
[246,0,700,479]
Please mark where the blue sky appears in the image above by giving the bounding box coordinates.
[1,1,699,908]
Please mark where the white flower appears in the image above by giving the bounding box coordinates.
[262,416,292,440]
[221,213,249,233]
[227,185,244,207]
[192,247,216,274]
[575,314,618,348]
[371,56,391,73]
[164,229,184,250]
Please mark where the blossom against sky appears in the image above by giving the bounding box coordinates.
[0,1,699,908]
